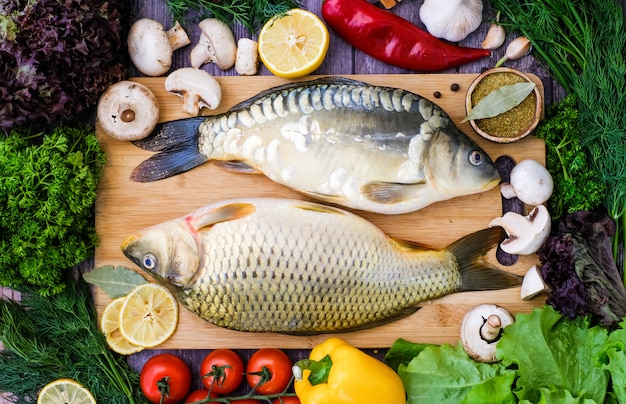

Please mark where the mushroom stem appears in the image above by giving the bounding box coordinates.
[167,21,191,51]
[118,104,136,123]
[480,314,503,342]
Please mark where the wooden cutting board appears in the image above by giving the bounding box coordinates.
[94,74,546,349]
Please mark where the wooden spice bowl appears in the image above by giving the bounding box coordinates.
[465,67,543,143]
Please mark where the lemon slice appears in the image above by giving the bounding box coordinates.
[258,9,329,78]
[37,379,96,404]
[101,297,144,355]
[119,283,179,348]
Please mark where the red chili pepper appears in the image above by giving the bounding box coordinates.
[321,0,491,71]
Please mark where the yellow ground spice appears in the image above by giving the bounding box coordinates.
[471,72,537,138]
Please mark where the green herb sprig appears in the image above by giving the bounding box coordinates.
[0,125,105,296]
[0,270,147,404]
[534,94,605,218]
[165,0,302,34]
[490,0,626,273]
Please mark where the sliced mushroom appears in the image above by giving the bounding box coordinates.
[235,38,259,76]
[461,304,515,363]
[190,18,237,70]
[97,80,159,141]
[127,18,190,77]
[165,68,222,116]
[500,159,554,206]
[489,204,552,255]
[521,265,550,300]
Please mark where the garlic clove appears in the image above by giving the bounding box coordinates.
[482,23,506,50]
[495,36,533,67]
[419,0,484,43]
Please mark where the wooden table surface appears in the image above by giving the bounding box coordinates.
[125,0,557,386]
[2,0,626,400]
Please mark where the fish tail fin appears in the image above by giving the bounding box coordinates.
[130,117,209,182]
[132,117,206,151]
[448,227,522,291]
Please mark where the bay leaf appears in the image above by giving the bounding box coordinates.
[462,82,536,122]
[82,265,147,298]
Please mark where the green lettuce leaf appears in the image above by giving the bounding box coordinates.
[597,321,626,402]
[398,343,516,403]
[496,306,609,403]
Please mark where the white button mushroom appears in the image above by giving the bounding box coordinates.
[190,18,237,71]
[500,159,554,206]
[96,80,159,141]
[165,68,222,116]
[489,204,552,255]
[521,265,550,300]
[235,38,259,76]
[461,304,515,362]
[127,19,191,77]
[419,0,484,43]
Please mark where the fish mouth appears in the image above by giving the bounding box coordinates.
[485,176,502,190]
[120,233,140,252]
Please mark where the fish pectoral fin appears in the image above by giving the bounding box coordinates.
[190,202,257,229]
[361,181,427,204]
[213,160,262,174]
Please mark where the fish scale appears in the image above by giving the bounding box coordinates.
[121,198,521,334]
[132,77,500,215]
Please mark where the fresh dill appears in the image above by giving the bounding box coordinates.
[490,0,626,274]
[0,270,147,404]
[164,0,302,34]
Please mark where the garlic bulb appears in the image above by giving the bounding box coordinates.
[419,0,484,43]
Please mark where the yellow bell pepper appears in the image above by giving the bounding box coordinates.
[293,337,406,404]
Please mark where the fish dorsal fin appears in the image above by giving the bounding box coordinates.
[213,160,262,174]
[189,202,257,230]
[361,181,427,204]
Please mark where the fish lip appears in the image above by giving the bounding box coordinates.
[120,234,143,266]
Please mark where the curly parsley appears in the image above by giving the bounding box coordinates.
[535,94,605,219]
[0,126,105,296]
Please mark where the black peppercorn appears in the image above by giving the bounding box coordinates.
[450,83,460,92]
[433,91,441,98]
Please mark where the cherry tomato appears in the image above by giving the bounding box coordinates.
[184,389,219,403]
[231,400,261,404]
[272,397,301,404]
[246,348,292,395]
[201,349,245,394]
[140,353,192,404]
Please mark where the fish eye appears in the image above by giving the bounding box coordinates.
[142,253,157,270]
[469,150,484,166]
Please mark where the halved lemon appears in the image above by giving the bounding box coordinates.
[119,283,179,348]
[258,9,329,78]
[101,297,144,355]
[37,378,96,404]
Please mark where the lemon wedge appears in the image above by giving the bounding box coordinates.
[101,297,144,355]
[37,379,96,404]
[258,9,329,78]
[119,283,179,348]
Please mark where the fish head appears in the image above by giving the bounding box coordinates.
[428,128,500,196]
[121,219,201,289]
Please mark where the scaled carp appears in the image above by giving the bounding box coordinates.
[121,198,521,335]
[130,77,500,214]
